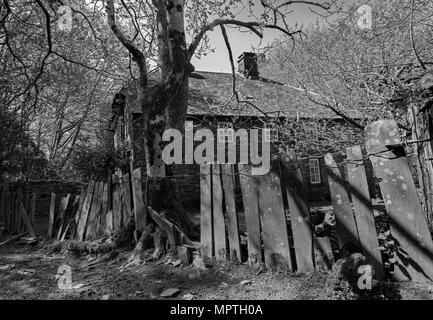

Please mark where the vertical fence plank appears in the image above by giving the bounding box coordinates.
[132,168,147,233]
[200,164,213,258]
[73,187,86,238]
[346,145,385,279]
[56,194,71,240]
[221,164,241,262]
[98,182,108,236]
[30,191,36,229]
[122,173,133,219]
[325,153,360,252]
[313,236,334,271]
[86,182,103,241]
[238,164,262,268]
[212,164,227,261]
[366,119,433,282]
[76,180,96,241]
[256,157,292,271]
[48,193,56,239]
[281,151,315,273]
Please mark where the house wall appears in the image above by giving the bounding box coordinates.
[130,113,374,211]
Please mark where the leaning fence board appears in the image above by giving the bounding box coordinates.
[47,193,56,238]
[132,168,147,233]
[346,145,385,279]
[325,153,360,251]
[61,195,80,241]
[256,157,292,271]
[86,182,103,241]
[212,165,227,260]
[76,180,96,241]
[56,194,71,240]
[200,164,213,258]
[221,164,241,262]
[366,119,433,282]
[238,164,262,267]
[281,152,315,273]
[73,187,86,237]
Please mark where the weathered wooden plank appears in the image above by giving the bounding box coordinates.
[132,168,147,233]
[76,180,96,241]
[346,145,385,279]
[212,164,227,260]
[238,164,262,267]
[122,173,133,219]
[280,151,315,273]
[200,164,213,258]
[256,156,292,271]
[1,183,9,230]
[73,187,86,237]
[56,194,71,241]
[47,193,56,239]
[17,188,35,238]
[60,195,80,241]
[112,175,122,233]
[98,183,108,236]
[30,191,36,228]
[221,164,241,262]
[325,153,360,252]
[366,119,433,282]
[0,184,5,225]
[85,182,103,241]
[105,210,113,236]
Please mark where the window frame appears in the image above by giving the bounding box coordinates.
[217,122,234,143]
[309,158,321,185]
[264,123,279,143]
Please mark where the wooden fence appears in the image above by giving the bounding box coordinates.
[0,168,147,243]
[200,120,433,282]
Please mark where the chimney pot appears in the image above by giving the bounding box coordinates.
[237,52,259,79]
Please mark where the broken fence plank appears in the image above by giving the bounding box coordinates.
[366,119,433,282]
[325,153,360,252]
[346,145,385,280]
[281,151,315,273]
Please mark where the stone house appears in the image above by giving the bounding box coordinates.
[123,52,365,211]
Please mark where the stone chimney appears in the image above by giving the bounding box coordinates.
[237,52,259,79]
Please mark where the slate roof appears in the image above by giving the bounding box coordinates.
[130,70,361,119]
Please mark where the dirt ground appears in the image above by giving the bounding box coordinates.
[0,239,432,300]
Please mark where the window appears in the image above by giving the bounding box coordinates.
[264,123,279,142]
[309,158,321,184]
[217,122,234,143]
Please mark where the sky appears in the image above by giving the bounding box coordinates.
[189,0,332,73]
